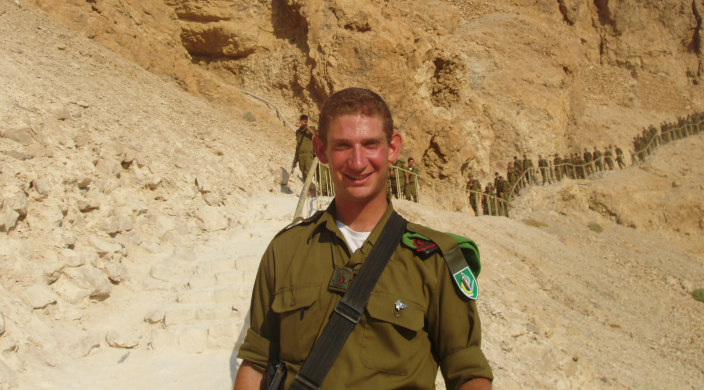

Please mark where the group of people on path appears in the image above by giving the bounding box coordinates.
[465,112,703,217]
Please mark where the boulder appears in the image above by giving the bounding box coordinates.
[76,176,92,189]
[195,206,229,232]
[63,265,112,300]
[103,261,128,284]
[2,126,34,145]
[105,330,139,349]
[51,277,90,304]
[48,102,70,121]
[3,190,27,218]
[88,236,122,257]
[22,283,58,309]
[144,309,165,325]
[60,248,85,268]
[0,207,19,232]
[32,177,51,197]
[95,156,122,178]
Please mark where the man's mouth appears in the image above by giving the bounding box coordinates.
[343,172,372,183]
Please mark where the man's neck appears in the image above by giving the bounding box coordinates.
[334,196,389,232]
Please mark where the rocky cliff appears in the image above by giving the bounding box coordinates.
[28,0,704,184]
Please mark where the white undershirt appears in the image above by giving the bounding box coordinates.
[335,220,371,253]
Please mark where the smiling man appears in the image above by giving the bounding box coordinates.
[235,88,492,390]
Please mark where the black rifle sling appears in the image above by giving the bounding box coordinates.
[290,211,407,390]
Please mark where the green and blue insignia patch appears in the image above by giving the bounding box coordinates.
[453,267,478,300]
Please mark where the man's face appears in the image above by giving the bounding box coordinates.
[408,159,415,168]
[313,113,401,206]
[300,118,308,126]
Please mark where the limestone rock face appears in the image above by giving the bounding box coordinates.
[29,0,704,185]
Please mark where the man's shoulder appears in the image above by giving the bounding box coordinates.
[273,210,326,241]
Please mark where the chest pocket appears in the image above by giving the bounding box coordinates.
[271,285,322,363]
[361,291,429,375]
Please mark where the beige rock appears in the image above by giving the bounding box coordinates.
[69,332,101,358]
[0,357,18,390]
[144,310,165,325]
[195,206,228,232]
[76,176,92,189]
[149,328,177,350]
[178,327,208,354]
[3,190,27,218]
[0,311,4,336]
[31,177,51,197]
[95,156,122,178]
[87,236,122,257]
[60,248,85,268]
[22,283,58,309]
[0,207,19,232]
[62,265,112,300]
[51,276,90,304]
[103,261,128,284]
[105,330,139,349]
[48,102,70,120]
[2,126,34,145]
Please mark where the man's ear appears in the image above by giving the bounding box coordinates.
[313,135,328,164]
[388,132,402,162]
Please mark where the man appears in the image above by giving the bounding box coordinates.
[553,153,563,181]
[522,154,536,185]
[466,174,481,216]
[593,146,603,172]
[615,145,626,169]
[583,148,593,175]
[604,146,614,170]
[404,157,420,202]
[538,155,549,185]
[294,115,316,182]
[235,88,493,390]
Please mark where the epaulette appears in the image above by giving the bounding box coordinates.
[402,223,480,300]
[274,210,324,238]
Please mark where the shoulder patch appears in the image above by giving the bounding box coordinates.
[402,232,439,255]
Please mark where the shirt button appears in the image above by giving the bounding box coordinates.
[289,298,296,307]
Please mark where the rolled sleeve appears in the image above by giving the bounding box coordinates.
[429,254,493,389]
[237,244,277,371]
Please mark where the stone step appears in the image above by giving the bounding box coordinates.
[149,319,249,352]
[177,286,252,305]
[163,303,245,327]
[187,270,257,290]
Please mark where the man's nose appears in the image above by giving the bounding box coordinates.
[348,145,366,170]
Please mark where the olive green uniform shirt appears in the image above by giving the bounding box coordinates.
[238,202,493,389]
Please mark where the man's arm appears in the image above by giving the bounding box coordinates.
[459,377,492,390]
[234,360,265,390]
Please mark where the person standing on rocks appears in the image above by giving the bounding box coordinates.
[404,157,421,202]
[293,114,316,182]
[235,88,493,390]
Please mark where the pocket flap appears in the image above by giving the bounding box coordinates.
[366,291,424,331]
[271,285,319,313]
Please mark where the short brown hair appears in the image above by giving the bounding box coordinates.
[318,88,393,145]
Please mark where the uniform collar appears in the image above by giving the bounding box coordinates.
[314,199,396,252]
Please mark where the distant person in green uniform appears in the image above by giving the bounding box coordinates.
[604,146,614,170]
[235,87,493,390]
[615,145,626,169]
[404,157,420,202]
[294,114,316,182]
[467,174,481,215]
[538,155,549,184]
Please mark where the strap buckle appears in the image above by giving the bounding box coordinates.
[333,300,362,324]
[293,373,320,390]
